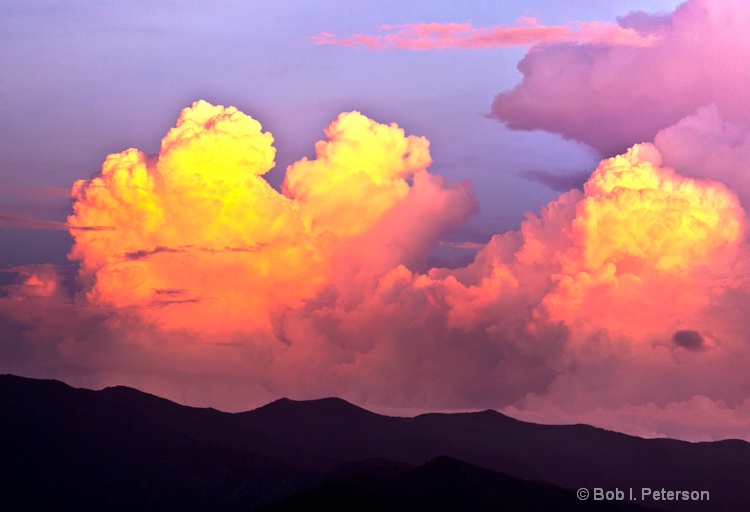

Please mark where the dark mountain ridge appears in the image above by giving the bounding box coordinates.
[265,455,661,512]
[1,374,747,511]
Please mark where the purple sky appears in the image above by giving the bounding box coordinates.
[1,0,681,265]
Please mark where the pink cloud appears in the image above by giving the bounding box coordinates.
[8,1,750,444]
[654,104,750,209]
[4,70,750,440]
[504,396,750,442]
[311,18,658,51]
[492,0,750,156]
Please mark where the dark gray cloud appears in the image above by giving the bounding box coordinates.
[672,330,705,351]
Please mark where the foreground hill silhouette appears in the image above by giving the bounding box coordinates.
[1,374,748,511]
[264,456,661,512]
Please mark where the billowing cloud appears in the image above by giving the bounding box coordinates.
[5,6,750,443]
[312,18,658,50]
[67,101,476,334]
[654,104,750,208]
[491,0,750,156]
[536,144,743,339]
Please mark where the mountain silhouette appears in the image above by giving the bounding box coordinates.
[240,393,750,512]
[264,455,660,512]
[2,374,747,511]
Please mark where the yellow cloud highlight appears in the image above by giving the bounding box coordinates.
[67,102,473,334]
[283,111,432,238]
[538,144,744,337]
[401,143,745,343]
[61,100,749,419]
[573,144,742,273]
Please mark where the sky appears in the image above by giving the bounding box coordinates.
[2,0,750,442]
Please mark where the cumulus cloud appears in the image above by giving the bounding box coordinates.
[67,101,475,334]
[7,102,749,442]
[312,18,658,50]
[5,16,750,442]
[491,0,750,156]
[654,104,750,209]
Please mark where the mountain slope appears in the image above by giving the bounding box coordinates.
[263,456,662,512]
[241,395,750,511]
[0,375,315,511]
[1,374,748,511]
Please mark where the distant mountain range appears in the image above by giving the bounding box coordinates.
[1,374,747,511]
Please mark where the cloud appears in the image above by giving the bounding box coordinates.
[504,396,750,442]
[0,186,70,201]
[1,211,73,231]
[536,144,743,338]
[672,330,706,351]
[312,18,658,51]
[491,0,750,156]
[0,211,111,231]
[67,101,476,334]
[521,169,589,192]
[2,95,750,441]
[654,104,750,209]
[267,140,749,428]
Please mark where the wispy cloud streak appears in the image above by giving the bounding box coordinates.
[0,211,112,232]
[312,18,660,50]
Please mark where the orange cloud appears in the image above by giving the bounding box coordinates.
[388,143,746,352]
[470,144,745,342]
[311,18,659,50]
[540,145,743,338]
[67,101,475,335]
[3,97,749,441]
[283,111,433,239]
